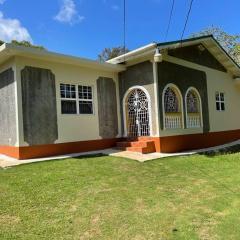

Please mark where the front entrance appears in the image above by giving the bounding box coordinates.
[125,88,150,137]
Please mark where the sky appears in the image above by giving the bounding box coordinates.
[0,0,239,59]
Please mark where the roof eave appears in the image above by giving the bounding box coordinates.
[1,43,126,72]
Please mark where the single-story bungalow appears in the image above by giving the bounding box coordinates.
[0,35,240,159]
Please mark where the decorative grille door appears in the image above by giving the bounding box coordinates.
[126,89,150,137]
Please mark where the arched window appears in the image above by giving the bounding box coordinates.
[185,88,202,128]
[186,91,199,113]
[164,87,179,113]
[163,85,183,129]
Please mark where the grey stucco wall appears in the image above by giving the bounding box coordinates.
[158,61,210,133]
[21,66,58,145]
[97,77,118,138]
[118,61,157,135]
[0,68,17,146]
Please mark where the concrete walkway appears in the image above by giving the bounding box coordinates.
[1,139,240,168]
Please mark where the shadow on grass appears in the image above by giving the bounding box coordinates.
[200,144,240,157]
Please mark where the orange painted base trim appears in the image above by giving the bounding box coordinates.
[0,138,121,160]
[150,129,240,153]
[0,146,20,159]
[1,129,240,160]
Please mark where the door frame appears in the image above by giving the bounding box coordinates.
[122,86,153,137]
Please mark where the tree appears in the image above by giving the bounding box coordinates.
[98,46,129,62]
[0,40,45,50]
[191,26,240,64]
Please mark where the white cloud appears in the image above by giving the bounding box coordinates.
[0,0,6,4]
[54,0,85,25]
[112,5,119,11]
[0,12,32,42]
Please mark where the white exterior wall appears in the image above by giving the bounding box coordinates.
[15,56,121,146]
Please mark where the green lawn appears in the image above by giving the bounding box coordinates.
[1,153,240,240]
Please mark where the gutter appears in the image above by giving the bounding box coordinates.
[107,43,157,64]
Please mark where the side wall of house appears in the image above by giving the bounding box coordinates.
[155,53,240,152]
[0,58,20,157]
[14,56,121,159]
[161,54,240,133]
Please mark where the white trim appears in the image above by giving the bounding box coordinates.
[122,86,153,137]
[107,43,156,64]
[185,87,203,128]
[1,43,125,72]
[162,83,184,129]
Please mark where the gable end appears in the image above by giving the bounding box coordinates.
[168,44,227,72]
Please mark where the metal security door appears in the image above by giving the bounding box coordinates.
[127,89,150,137]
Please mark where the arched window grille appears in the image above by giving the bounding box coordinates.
[186,88,202,128]
[186,91,199,113]
[163,85,183,129]
[164,87,179,113]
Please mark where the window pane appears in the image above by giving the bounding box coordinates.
[71,92,76,98]
[61,100,77,114]
[221,103,225,111]
[79,101,93,114]
[215,93,220,101]
[78,85,92,100]
[71,85,75,91]
[66,91,71,98]
[60,84,65,91]
[60,90,65,98]
[220,93,224,101]
[216,102,220,111]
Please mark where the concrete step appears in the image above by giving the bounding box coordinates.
[116,139,156,154]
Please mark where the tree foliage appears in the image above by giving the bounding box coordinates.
[0,40,45,50]
[98,46,129,62]
[191,26,240,64]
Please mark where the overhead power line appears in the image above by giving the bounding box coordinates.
[123,0,126,57]
[180,0,194,41]
[164,0,175,41]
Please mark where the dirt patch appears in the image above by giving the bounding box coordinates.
[0,214,20,225]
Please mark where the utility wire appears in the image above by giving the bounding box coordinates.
[123,0,126,61]
[164,0,175,41]
[180,0,194,41]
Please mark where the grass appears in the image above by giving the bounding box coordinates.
[1,153,240,239]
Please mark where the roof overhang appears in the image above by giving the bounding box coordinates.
[107,43,157,64]
[0,43,126,72]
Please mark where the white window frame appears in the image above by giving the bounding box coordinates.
[78,85,94,115]
[215,91,225,112]
[60,83,77,114]
[60,83,94,115]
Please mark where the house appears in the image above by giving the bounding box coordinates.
[0,35,240,160]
